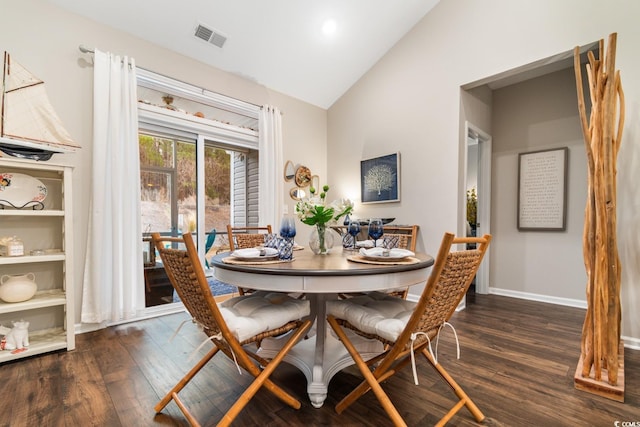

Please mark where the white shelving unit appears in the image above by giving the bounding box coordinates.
[0,157,74,362]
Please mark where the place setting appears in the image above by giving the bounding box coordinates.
[348,246,418,265]
[223,247,280,263]
[342,217,383,250]
[223,216,298,265]
[346,218,419,265]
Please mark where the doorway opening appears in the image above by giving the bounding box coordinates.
[459,42,598,304]
[465,122,491,296]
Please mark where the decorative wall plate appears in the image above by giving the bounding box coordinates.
[0,172,48,208]
[294,165,312,187]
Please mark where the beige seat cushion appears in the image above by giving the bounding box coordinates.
[326,291,415,342]
[220,291,310,342]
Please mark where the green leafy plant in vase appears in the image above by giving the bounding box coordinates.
[295,185,353,254]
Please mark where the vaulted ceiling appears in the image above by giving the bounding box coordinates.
[49,0,440,109]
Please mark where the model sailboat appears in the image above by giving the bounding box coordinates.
[1,51,80,158]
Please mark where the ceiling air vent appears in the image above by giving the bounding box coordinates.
[194,24,227,48]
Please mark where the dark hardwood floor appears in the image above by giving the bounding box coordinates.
[2,294,639,426]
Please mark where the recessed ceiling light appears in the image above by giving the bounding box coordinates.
[322,19,337,36]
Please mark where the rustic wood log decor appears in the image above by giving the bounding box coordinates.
[573,32,625,402]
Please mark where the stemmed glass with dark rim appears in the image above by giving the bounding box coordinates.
[347,219,361,250]
[368,218,384,247]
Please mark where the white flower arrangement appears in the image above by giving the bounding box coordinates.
[295,185,353,227]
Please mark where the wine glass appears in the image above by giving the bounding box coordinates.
[280,216,297,239]
[347,219,361,250]
[368,218,384,247]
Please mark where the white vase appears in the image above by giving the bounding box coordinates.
[0,272,37,303]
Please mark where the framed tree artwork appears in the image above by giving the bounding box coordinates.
[360,152,400,204]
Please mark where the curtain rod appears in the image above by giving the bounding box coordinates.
[79,44,282,114]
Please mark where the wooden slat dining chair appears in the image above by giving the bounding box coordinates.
[227,224,273,251]
[339,225,420,300]
[152,232,312,427]
[226,224,273,295]
[346,225,419,299]
[383,224,419,252]
[327,232,491,427]
[384,225,419,298]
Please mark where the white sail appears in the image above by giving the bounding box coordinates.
[1,52,80,153]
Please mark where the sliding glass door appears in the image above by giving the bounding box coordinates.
[139,132,245,307]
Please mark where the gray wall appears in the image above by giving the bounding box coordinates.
[491,68,587,302]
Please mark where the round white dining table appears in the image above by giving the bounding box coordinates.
[211,248,434,407]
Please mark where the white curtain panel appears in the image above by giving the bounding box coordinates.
[81,49,143,324]
[258,105,284,229]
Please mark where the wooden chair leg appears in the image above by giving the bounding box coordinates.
[154,346,219,413]
[244,321,313,408]
[233,351,303,410]
[328,316,406,427]
[218,319,312,427]
[171,392,201,427]
[422,348,485,425]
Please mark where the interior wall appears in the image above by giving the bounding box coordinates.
[466,144,478,192]
[460,85,492,248]
[1,0,327,325]
[491,68,587,302]
[327,0,640,345]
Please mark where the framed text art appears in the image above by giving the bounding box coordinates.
[360,152,400,204]
[517,147,568,231]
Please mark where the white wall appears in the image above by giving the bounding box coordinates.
[466,144,478,192]
[2,0,639,347]
[0,0,327,325]
[327,0,640,344]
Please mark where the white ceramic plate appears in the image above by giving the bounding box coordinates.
[0,172,47,208]
[231,247,279,261]
[359,247,415,261]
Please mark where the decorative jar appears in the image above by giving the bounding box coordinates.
[0,236,24,257]
[0,272,37,303]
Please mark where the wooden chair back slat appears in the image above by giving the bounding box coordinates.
[227,225,273,251]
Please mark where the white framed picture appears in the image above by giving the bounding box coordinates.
[360,152,400,204]
[517,147,568,231]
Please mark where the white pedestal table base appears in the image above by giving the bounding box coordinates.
[258,294,383,408]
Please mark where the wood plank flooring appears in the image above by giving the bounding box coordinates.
[2,294,639,426]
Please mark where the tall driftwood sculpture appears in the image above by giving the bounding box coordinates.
[573,33,625,401]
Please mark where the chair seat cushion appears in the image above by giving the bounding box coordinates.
[326,291,415,342]
[220,291,310,342]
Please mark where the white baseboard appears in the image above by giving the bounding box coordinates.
[74,304,186,335]
[74,321,107,335]
[488,287,587,309]
[621,336,640,350]
[488,287,640,351]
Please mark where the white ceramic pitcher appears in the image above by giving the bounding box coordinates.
[0,272,37,303]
